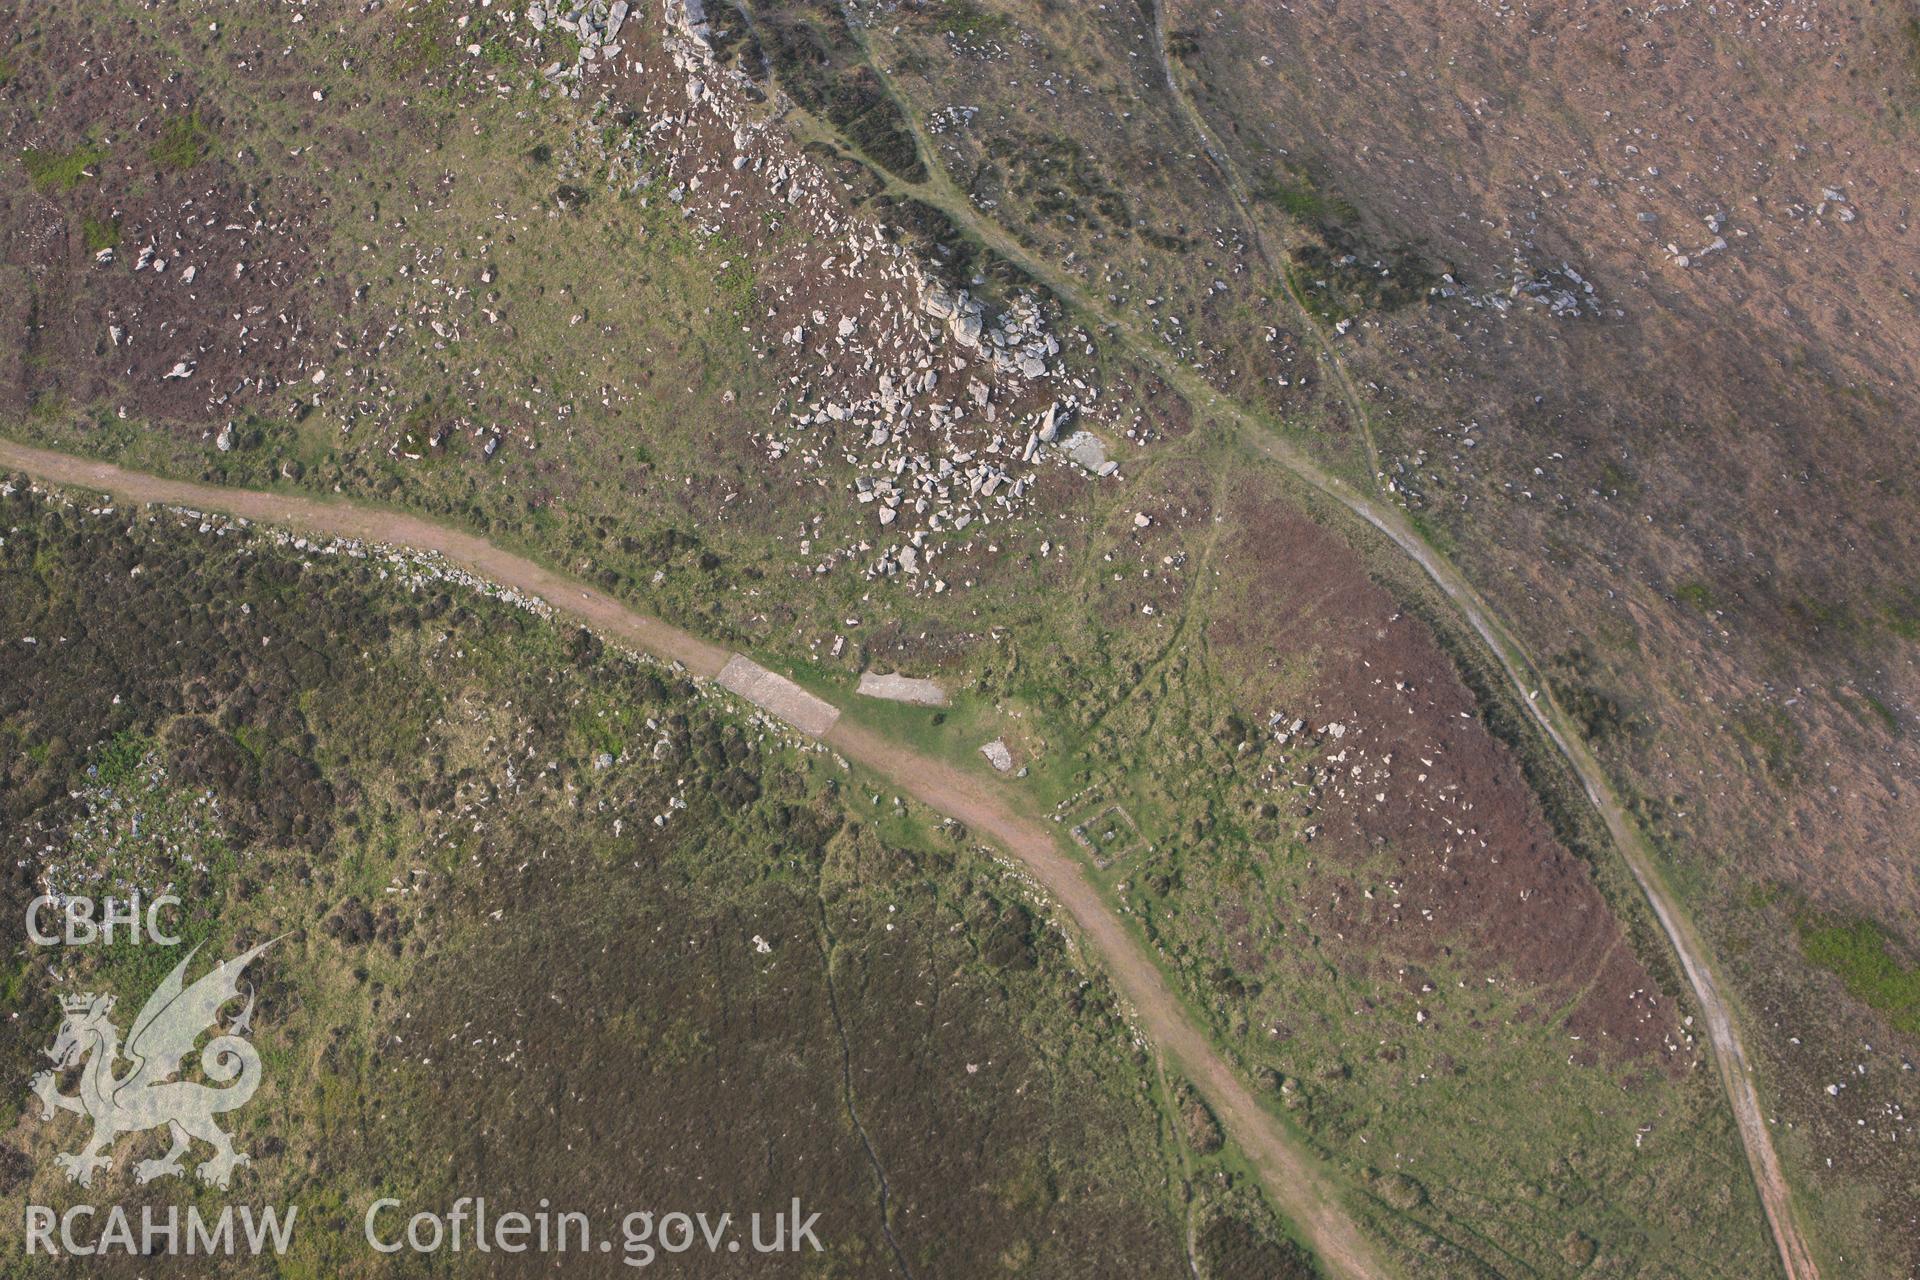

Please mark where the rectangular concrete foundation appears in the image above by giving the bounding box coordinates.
[717,655,841,738]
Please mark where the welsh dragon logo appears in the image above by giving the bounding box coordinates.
[30,941,273,1189]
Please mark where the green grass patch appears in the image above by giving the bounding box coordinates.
[21,142,109,193]
[92,729,153,786]
[148,110,215,171]
[1675,580,1715,611]
[82,215,120,253]
[1254,170,1354,229]
[1797,915,1920,1035]
[933,0,1011,38]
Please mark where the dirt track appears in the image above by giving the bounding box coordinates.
[1139,5,1816,1270]
[0,437,1393,1280]
[1324,470,1820,1280]
[819,25,1815,1277]
[1157,50,1815,1273]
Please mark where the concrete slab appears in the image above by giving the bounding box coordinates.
[857,671,951,707]
[717,655,840,738]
